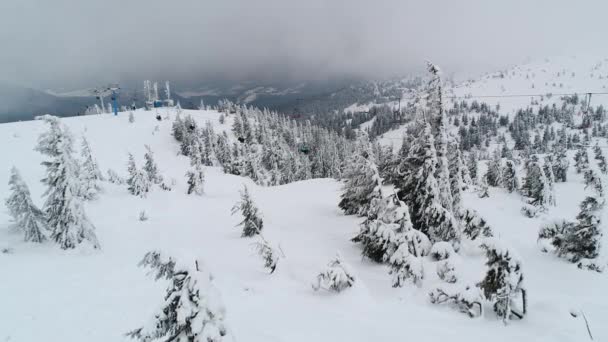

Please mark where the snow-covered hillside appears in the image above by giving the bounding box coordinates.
[1,108,607,342]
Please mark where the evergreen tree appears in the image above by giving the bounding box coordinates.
[478,239,526,323]
[467,152,478,184]
[128,251,230,342]
[521,161,555,208]
[35,115,99,249]
[126,153,151,198]
[312,253,355,292]
[501,159,519,192]
[5,167,47,242]
[143,145,163,184]
[574,147,589,173]
[338,132,382,216]
[253,235,280,273]
[399,124,460,245]
[559,196,603,262]
[231,185,263,237]
[80,136,103,200]
[551,146,569,182]
[485,153,502,187]
[584,169,604,197]
[448,140,466,208]
[186,144,205,196]
[128,111,135,123]
[594,143,607,174]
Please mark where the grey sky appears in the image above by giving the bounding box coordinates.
[1,0,607,88]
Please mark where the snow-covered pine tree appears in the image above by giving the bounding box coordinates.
[551,146,569,182]
[485,153,503,187]
[231,185,263,237]
[338,132,382,216]
[143,145,163,184]
[352,195,411,262]
[186,143,205,196]
[128,251,230,342]
[399,123,461,245]
[312,253,355,292]
[448,140,466,208]
[584,169,604,197]
[252,235,280,273]
[106,168,125,185]
[126,153,151,198]
[501,159,519,192]
[5,167,47,242]
[79,136,103,200]
[557,196,603,262]
[467,152,478,184]
[478,239,526,323]
[128,111,135,123]
[388,242,424,287]
[426,62,454,212]
[35,115,99,249]
[574,147,589,173]
[594,143,607,174]
[521,160,555,208]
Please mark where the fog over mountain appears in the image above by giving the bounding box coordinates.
[2,0,608,89]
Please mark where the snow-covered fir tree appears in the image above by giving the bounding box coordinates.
[5,167,47,242]
[594,143,607,174]
[338,132,382,216]
[312,253,355,292]
[388,242,424,287]
[79,136,103,200]
[398,123,460,245]
[231,185,263,237]
[551,146,569,182]
[128,111,134,123]
[35,115,99,249]
[467,152,478,184]
[128,251,231,342]
[574,147,589,173]
[478,239,526,323]
[186,145,205,196]
[540,196,603,263]
[521,160,555,208]
[352,195,411,262]
[448,140,467,208]
[485,153,503,187]
[126,153,151,198]
[584,169,604,197]
[253,235,280,273]
[427,62,454,212]
[501,159,519,192]
[143,145,163,184]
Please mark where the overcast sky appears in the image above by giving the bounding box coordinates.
[1,0,607,89]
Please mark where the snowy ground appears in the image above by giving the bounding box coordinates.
[1,108,607,341]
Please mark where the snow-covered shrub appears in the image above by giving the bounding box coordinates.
[577,258,604,273]
[352,219,399,262]
[430,241,454,261]
[231,185,263,237]
[521,204,540,218]
[388,243,424,287]
[436,259,457,283]
[312,254,355,292]
[138,210,148,222]
[538,197,602,264]
[478,239,526,322]
[106,168,125,185]
[429,285,483,318]
[5,167,48,242]
[252,236,280,274]
[128,111,134,123]
[128,251,231,342]
[459,208,493,240]
[400,228,432,257]
[584,169,604,197]
[143,145,163,184]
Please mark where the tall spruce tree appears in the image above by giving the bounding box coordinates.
[339,132,382,216]
[5,167,47,242]
[126,153,151,198]
[521,160,555,208]
[35,116,99,249]
[231,185,263,237]
[79,136,103,200]
[501,159,519,193]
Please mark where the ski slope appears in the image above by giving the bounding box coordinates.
[0,108,607,341]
